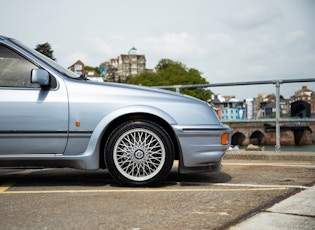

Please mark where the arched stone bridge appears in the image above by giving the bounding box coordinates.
[224,121,315,146]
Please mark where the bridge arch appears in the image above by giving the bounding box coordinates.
[249,130,266,145]
[293,127,313,145]
[231,132,246,146]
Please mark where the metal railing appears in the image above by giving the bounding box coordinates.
[155,78,315,151]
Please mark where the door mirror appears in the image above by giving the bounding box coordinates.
[31,69,50,86]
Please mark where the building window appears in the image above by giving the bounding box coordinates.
[74,64,83,75]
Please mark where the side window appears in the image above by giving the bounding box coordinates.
[0,44,39,88]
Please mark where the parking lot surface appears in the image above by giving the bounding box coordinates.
[0,158,314,229]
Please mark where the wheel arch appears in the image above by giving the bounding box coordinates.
[98,110,180,169]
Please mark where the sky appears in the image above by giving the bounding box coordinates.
[1,0,315,99]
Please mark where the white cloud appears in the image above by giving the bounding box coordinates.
[206,33,235,52]
[285,30,305,44]
[66,52,87,66]
[141,33,204,58]
[244,64,269,76]
[137,33,208,69]
[226,4,281,29]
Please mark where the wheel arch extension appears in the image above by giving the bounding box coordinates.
[98,111,181,168]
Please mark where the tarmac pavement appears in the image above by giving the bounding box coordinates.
[229,185,315,229]
[225,150,315,229]
[0,150,313,229]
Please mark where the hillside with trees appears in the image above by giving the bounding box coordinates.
[128,59,212,101]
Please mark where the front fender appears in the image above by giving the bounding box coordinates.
[93,104,177,143]
[57,105,177,169]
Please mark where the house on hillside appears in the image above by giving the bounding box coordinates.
[212,95,245,120]
[290,86,315,113]
[68,60,84,76]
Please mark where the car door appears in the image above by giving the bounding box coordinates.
[0,44,68,155]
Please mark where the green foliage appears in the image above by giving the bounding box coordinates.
[84,66,101,74]
[127,59,212,101]
[35,43,56,60]
[95,67,100,74]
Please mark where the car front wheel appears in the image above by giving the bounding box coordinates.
[105,120,174,186]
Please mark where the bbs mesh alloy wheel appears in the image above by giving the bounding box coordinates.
[105,120,174,186]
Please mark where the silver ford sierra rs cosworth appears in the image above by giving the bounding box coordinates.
[0,36,231,186]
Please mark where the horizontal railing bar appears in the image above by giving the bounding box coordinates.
[154,78,315,89]
[223,118,315,123]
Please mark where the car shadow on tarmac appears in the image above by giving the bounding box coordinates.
[165,170,232,186]
[0,168,232,188]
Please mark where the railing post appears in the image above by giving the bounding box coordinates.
[275,81,281,152]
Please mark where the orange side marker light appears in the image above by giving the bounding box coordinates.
[221,133,229,145]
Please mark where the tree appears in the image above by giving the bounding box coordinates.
[35,43,56,60]
[84,66,100,75]
[128,59,212,101]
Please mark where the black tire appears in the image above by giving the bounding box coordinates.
[105,120,174,186]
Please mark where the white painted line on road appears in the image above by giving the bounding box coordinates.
[212,183,310,190]
[223,162,315,168]
[178,181,310,189]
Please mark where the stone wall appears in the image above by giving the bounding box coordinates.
[266,131,295,145]
[265,130,313,145]
[227,121,315,146]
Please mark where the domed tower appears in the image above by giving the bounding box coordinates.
[128,46,137,55]
[128,47,144,76]
[115,47,146,82]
